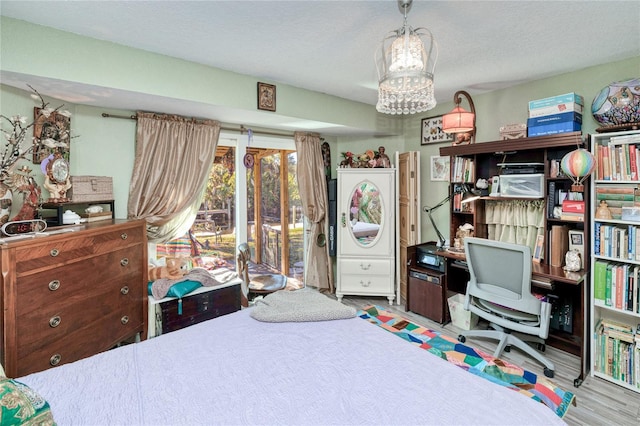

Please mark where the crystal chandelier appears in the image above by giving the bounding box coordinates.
[376,0,438,115]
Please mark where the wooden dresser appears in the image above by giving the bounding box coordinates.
[0,220,148,377]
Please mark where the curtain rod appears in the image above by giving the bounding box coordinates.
[101,112,294,138]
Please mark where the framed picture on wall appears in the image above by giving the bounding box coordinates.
[430,155,450,181]
[421,115,454,145]
[257,82,276,111]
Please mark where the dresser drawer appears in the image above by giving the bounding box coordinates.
[16,246,143,308]
[338,273,393,294]
[338,258,392,276]
[17,308,144,377]
[160,284,241,334]
[14,224,144,275]
[16,277,142,353]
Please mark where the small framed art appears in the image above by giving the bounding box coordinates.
[532,234,544,263]
[421,115,454,145]
[257,82,276,111]
[430,155,450,181]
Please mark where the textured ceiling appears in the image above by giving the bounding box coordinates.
[1,0,639,136]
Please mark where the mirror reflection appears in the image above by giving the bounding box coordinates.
[349,182,382,245]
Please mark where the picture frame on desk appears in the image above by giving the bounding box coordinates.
[533,234,544,263]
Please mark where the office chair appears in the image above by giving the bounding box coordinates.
[458,237,555,378]
[236,243,287,307]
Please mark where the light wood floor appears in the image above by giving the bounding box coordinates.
[337,295,640,426]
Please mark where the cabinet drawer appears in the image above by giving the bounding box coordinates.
[16,246,143,309]
[160,284,241,333]
[17,279,142,352]
[338,258,392,276]
[14,225,144,275]
[338,273,393,294]
[17,308,144,377]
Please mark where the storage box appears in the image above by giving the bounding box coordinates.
[527,121,582,137]
[498,174,544,198]
[528,92,584,110]
[447,294,478,330]
[499,123,527,140]
[68,176,114,202]
[527,111,582,128]
[528,102,583,118]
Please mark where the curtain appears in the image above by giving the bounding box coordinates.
[484,199,545,251]
[127,112,220,243]
[295,131,333,293]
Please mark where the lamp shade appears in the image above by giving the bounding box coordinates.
[442,106,475,133]
[560,148,596,191]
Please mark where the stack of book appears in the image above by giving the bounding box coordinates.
[595,133,640,181]
[593,260,640,313]
[594,318,638,387]
[595,186,639,219]
[526,93,584,137]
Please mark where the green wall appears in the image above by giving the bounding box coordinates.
[1,15,638,243]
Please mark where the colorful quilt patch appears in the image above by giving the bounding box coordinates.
[358,305,576,419]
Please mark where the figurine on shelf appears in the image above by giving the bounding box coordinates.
[376,146,391,168]
[595,200,613,219]
[3,164,42,222]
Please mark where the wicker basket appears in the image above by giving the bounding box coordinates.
[68,176,114,202]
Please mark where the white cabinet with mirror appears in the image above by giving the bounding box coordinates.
[336,168,396,304]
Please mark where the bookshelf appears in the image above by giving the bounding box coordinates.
[441,132,591,386]
[590,129,640,393]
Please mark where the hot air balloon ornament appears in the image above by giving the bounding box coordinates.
[560,148,596,192]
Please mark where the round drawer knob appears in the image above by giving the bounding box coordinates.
[50,354,61,366]
[50,248,59,257]
[121,316,129,325]
[120,258,129,266]
[120,286,129,295]
[48,280,61,291]
[49,316,61,328]
[121,232,128,240]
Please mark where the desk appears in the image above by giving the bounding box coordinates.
[407,242,588,387]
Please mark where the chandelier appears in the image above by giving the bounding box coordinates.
[375,0,438,115]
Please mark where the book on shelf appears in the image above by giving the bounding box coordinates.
[562,200,585,213]
[596,186,636,194]
[550,225,569,267]
[596,139,640,181]
[594,260,607,303]
[560,211,584,221]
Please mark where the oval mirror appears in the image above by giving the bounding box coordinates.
[348,181,382,246]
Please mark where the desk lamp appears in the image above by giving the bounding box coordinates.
[423,184,479,249]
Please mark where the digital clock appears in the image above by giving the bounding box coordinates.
[1,219,47,237]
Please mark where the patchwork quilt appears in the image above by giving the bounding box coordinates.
[358,305,576,419]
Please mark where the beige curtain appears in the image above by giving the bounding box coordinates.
[485,199,545,251]
[295,131,333,293]
[127,112,220,243]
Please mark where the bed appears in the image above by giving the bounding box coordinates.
[17,304,566,425]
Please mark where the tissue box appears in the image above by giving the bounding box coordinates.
[447,294,478,330]
[68,176,114,202]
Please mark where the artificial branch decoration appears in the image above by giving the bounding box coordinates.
[0,84,72,181]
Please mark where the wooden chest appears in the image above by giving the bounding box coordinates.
[148,283,241,337]
[0,220,148,377]
[68,176,114,202]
